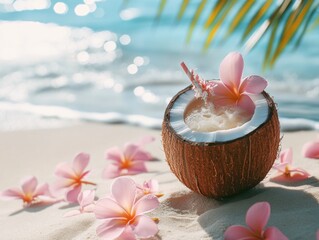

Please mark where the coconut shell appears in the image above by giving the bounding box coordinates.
[162,85,280,199]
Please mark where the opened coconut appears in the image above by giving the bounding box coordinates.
[162,52,280,199]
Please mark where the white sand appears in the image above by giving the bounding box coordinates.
[0,123,318,239]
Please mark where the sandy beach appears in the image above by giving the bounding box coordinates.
[0,122,318,240]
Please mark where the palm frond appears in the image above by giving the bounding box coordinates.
[310,14,319,30]
[204,0,224,29]
[186,0,207,43]
[241,0,274,43]
[177,0,190,21]
[225,0,256,38]
[270,0,314,66]
[155,0,167,21]
[153,0,319,69]
[244,0,293,53]
[204,1,236,50]
[294,3,319,48]
[262,1,294,69]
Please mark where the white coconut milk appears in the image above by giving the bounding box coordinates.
[184,101,252,132]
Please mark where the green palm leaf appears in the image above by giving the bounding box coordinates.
[294,3,319,48]
[204,0,224,29]
[150,0,319,69]
[225,0,256,38]
[177,0,190,21]
[155,0,167,21]
[204,1,236,50]
[262,1,294,69]
[270,0,314,66]
[241,0,274,43]
[186,0,208,43]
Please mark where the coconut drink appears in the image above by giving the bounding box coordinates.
[162,52,280,199]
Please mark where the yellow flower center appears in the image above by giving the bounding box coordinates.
[121,157,132,169]
[284,165,291,177]
[23,193,34,204]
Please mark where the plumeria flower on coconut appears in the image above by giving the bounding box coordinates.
[53,152,96,203]
[63,189,96,217]
[181,52,267,115]
[212,52,268,114]
[302,136,319,159]
[224,202,288,240]
[271,148,310,182]
[102,136,155,179]
[94,177,159,240]
[0,176,57,207]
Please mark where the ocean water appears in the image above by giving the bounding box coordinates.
[0,0,319,131]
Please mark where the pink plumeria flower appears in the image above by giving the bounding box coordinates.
[102,136,154,179]
[180,62,213,103]
[271,148,310,182]
[224,202,288,240]
[303,136,319,159]
[137,179,163,198]
[0,176,57,207]
[212,52,267,114]
[54,152,96,203]
[94,177,159,240]
[63,190,96,217]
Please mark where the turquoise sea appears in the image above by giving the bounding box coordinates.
[0,0,318,131]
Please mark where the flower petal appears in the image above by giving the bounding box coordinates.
[224,225,257,240]
[96,219,126,240]
[54,162,74,179]
[132,149,152,161]
[34,183,50,197]
[134,194,159,216]
[73,152,90,176]
[272,162,289,173]
[136,136,155,146]
[117,226,136,240]
[66,185,82,203]
[237,94,255,115]
[94,197,126,219]
[316,230,319,240]
[240,75,267,94]
[123,143,139,159]
[133,215,158,238]
[52,178,74,191]
[280,148,293,165]
[143,179,159,193]
[111,177,137,213]
[78,189,95,207]
[0,187,23,200]
[219,52,243,90]
[264,227,288,240]
[105,147,123,162]
[210,82,237,107]
[82,203,95,213]
[246,202,270,234]
[102,163,121,179]
[302,141,319,159]
[21,176,38,195]
[126,161,148,175]
[271,169,310,183]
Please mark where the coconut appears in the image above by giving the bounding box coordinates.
[162,85,280,199]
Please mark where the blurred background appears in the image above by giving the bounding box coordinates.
[0,0,318,131]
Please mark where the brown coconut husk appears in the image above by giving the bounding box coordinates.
[162,85,280,199]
